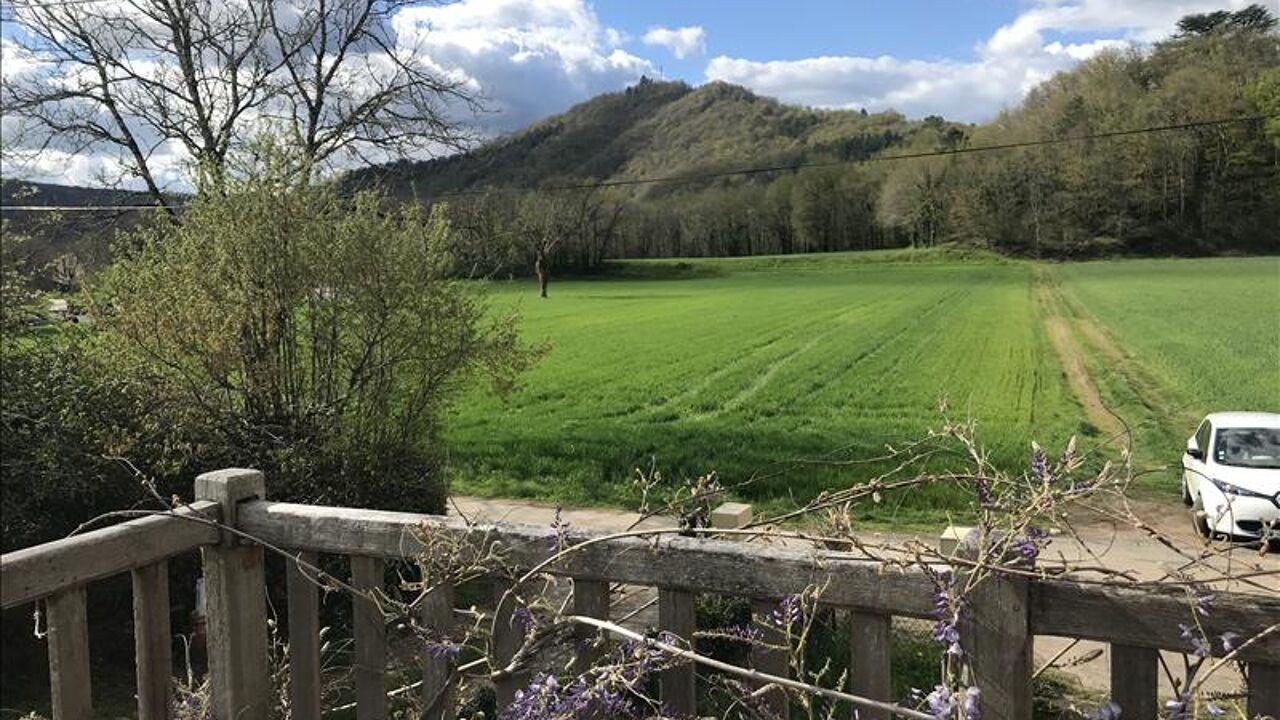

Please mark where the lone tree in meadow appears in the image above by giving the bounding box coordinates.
[514,187,623,298]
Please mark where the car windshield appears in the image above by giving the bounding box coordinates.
[1214,427,1280,469]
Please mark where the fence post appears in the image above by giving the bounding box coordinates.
[947,529,1033,720]
[351,555,387,720]
[849,610,892,720]
[571,579,610,674]
[132,561,172,720]
[1109,644,1157,720]
[420,581,456,720]
[196,468,270,720]
[286,551,322,719]
[492,577,526,710]
[46,586,92,720]
[658,588,697,716]
[1248,662,1280,719]
[751,598,790,719]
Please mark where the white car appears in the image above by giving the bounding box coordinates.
[1181,412,1280,542]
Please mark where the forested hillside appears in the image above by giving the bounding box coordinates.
[0,181,176,290]
[351,5,1278,276]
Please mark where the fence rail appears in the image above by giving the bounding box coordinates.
[2,468,1277,720]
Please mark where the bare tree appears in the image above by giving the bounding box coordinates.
[2,0,477,204]
[511,186,622,298]
[514,194,564,299]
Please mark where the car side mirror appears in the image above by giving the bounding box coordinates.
[1186,446,1204,460]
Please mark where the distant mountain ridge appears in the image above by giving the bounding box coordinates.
[0,180,183,288]
[346,78,930,200]
[0,179,166,208]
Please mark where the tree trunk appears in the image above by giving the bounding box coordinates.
[535,252,548,298]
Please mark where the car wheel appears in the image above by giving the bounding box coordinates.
[1191,496,1211,538]
[1180,476,1193,507]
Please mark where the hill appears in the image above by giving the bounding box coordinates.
[0,179,162,208]
[349,10,1279,265]
[0,180,178,289]
[346,78,930,201]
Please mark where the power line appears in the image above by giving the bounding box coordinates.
[0,204,171,211]
[430,114,1274,198]
[1,113,1273,212]
[2,0,120,10]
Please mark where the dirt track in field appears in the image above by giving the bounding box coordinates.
[1033,269,1127,441]
[1033,267,1202,452]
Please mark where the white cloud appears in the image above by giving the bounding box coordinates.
[705,0,1254,122]
[642,25,706,59]
[0,38,40,82]
[3,0,655,189]
[393,0,654,133]
[2,143,189,189]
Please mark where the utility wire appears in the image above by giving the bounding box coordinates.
[1,113,1273,212]
[0,204,176,211]
[1,0,118,10]
[431,114,1274,198]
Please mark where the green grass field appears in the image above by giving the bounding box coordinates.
[445,251,1279,520]
[1053,257,1280,462]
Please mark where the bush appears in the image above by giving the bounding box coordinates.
[88,178,533,513]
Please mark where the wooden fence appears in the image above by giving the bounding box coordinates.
[2,468,1278,720]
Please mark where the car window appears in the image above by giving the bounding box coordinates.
[1213,427,1280,469]
[1195,421,1212,455]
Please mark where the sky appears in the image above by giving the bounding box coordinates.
[0,0,1258,188]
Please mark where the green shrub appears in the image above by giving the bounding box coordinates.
[87,178,534,513]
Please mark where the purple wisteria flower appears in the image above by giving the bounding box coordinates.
[1013,525,1048,561]
[974,476,994,508]
[924,685,955,719]
[1165,691,1192,720]
[513,605,534,633]
[772,594,802,627]
[1194,592,1214,617]
[546,506,571,552]
[930,576,964,657]
[961,686,980,719]
[1220,631,1241,653]
[424,638,462,660]
[725,624,765,642]
[1178,623,1211,658]
[1030,443,1051,484]
[500,638,668,720]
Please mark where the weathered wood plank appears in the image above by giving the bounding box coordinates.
[132,562,171,720]
[492,578,525,711]
[47,586,92,720]
[238,501,1280,662]
[751,598,789,719]
[351,555,387,720]
[659,588,697,716]
[420,581,456,720]
[1109,644,1157,720]
[572,579,610,673]
[962,573,1032,720]
[848,610,891,720]
[1031,580,1280,664]
[286,551,322,720]
[1,501,221,609]
[1248,662,1280,719]
[197,469,270,720]
[236,501,937,617]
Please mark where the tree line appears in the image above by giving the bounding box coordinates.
[440,5,1278,290]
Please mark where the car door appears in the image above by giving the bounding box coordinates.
[1185,419,1213,497]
